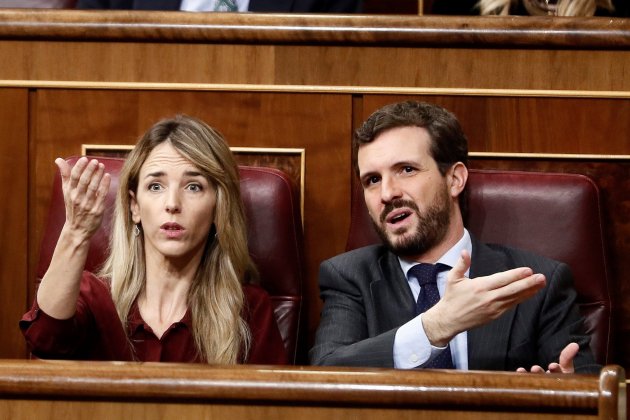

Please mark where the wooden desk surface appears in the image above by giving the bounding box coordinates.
[0,360,625,419]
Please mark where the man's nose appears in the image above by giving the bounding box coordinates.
[380,177,402,203]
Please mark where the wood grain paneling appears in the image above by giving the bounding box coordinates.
[30,90,352,360]
[274,47,630,91]
[0,89,28,358]
[1,41,629,92]
[362,95,630,154]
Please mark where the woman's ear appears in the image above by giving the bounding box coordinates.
[448,162,468,198]
[129,190,140,224]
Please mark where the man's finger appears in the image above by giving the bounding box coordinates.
[558,342,579,372]
[447,249,471,282]
[482,268,541,292]
[547,362,562,373]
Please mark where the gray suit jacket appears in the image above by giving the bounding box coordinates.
[309,236,599,373]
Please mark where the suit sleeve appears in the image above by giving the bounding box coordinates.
[317,0,362,12]
[76,0,133,9]
[309,259,397,367]
[537,263,600,374]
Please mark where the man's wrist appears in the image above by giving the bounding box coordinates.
[421,308,454,347]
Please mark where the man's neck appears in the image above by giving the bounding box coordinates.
[406,220,465,264]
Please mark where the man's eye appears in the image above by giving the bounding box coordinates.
[366,176,380,186]
[402,166,415,174]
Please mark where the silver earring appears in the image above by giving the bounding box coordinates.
[133,224,141,237]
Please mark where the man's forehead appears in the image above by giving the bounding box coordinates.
[359,127,431,159]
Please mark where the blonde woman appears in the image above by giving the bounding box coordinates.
[21,115,287,364]
[478,0,614,16]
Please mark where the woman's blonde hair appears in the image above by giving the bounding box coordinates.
[478,0,613,16]
[100,115,254,364]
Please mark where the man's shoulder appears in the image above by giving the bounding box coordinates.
[477,240,564,273]
[318,244,396,287]
[320,245,396,278]
[324,244,390,266]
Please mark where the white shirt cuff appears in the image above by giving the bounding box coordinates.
[393,314,447,369]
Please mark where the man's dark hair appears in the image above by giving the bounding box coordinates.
[353,101,469,214]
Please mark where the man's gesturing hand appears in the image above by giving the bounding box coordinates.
[421,249,546,347]
[516,342,578,374]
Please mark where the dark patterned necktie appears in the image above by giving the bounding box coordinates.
[409,263,454,369]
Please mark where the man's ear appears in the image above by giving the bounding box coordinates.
[448,162,468,198]
[129,190,140,224]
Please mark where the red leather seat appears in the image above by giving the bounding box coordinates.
[36,157,304,363]
[346,169,612,365]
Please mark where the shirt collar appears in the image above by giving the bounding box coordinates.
[399,229,472,278]
[127,301,193,335]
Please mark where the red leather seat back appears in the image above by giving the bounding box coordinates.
[36,157,304,363]
[346,169,612,365]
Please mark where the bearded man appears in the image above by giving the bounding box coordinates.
[309,101,599,373]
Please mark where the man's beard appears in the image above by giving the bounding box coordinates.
[371,187,452,257]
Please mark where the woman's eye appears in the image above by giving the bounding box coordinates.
[186,184,202,192]
[148,183,162,192]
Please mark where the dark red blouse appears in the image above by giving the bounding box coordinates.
[20,271,288,364]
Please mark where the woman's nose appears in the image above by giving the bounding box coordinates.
[165,191,181,213]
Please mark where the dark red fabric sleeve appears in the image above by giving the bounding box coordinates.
[19,272,131,361]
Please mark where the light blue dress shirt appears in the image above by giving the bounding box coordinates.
[393,229,472,369]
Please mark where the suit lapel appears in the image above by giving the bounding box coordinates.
[370,251,416,333]
[467,236,516,370]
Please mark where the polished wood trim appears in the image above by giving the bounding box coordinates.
[598,366,627,419]
[470,152,630,160]
[81,144,133,154]
[3,80,630,97]
[0,360,622,416]
[0,10,628,48]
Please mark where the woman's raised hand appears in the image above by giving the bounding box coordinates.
[56,157,111,241]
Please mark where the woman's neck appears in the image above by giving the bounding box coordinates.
[139,252,200,338]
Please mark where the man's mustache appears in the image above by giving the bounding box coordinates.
[380,199,420,223]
